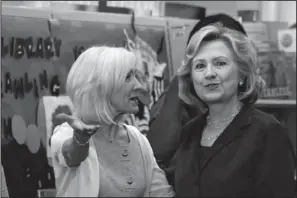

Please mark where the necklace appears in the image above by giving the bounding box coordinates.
[201,124,230,141]
[201,133,222,141]
[206,111,238,129]
[206,105,241,129]
[201,105,241,141]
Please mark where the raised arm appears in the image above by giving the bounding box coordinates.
[51,113,99,167]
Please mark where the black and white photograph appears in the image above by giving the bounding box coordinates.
[1,1,296,197]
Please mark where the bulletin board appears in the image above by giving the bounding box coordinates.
[165,18,197,79]
[1,6,170,197]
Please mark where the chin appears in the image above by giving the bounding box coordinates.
[128,107,139,114]
[201,94,223,103]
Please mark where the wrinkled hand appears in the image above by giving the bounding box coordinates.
[55,113,100,138]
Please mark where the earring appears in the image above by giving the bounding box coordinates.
[239,79,244,86]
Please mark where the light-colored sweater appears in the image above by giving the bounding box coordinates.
[51,123,175,197]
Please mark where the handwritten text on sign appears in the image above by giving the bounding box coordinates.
[1,36,62,59]
[1,36,64,149]
[1,35,88,151]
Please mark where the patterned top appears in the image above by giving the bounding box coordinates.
[92,126,146,197]
[51,123,174,197]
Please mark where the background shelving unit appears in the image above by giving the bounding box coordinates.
[255,99,296,108]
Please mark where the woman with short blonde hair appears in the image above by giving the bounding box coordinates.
[51,46,174,197]
[66,46,137,125]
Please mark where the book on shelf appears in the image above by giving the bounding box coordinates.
[37,189,56,197]
[258,50,295,99]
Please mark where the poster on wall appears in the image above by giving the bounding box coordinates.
[165,18,197,78]
[1,9,169,197]
[1,15,62,197]
[278,29,296,53]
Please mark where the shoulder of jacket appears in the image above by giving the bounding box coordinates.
[249,108,283,137]
[252,108,281,125]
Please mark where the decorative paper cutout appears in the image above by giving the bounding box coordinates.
[37,96,74,161]
[11,115,27,144]
[26,124,41,154]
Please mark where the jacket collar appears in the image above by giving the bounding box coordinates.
[183,103,254,170]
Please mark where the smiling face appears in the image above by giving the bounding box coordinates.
[110,68,146,114]
[191,39,241,104]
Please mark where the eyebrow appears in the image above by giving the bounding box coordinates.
[193,56,229,62]
[215,56,229,60]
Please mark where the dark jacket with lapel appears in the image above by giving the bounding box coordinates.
[147,76,200,168]
[168,104,295,197]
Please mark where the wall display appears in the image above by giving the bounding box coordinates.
[258,51,295,99]
[241,22,295,99]
[165,18,197,78]
[278,29,296,53]
[37,96,74,165]
[277,28,296,99]
[1,7,169,197]
[1,13,60,197]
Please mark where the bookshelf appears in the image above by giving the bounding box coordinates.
[256,99,296,108]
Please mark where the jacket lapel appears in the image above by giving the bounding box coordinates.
[200,104,253,171]
[176,115,205,197]
[177,104,254,196]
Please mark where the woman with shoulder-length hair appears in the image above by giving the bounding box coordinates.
[168,23,295,197]
[147,14,249,169]
[50,46,175,197]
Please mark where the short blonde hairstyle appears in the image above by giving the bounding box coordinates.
[66,46,137,125]
[177,23,263,109]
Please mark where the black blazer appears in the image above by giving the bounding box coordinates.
[167,104,296,197]
[147,76,199,167]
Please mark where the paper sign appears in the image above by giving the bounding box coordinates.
[278,29,296,53]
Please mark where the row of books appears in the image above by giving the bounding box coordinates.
[243,22,296,99]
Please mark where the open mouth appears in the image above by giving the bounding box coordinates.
[130,90,151,106]
[129,96,139,105]
[205,84,219,89]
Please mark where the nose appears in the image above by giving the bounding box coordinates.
[204,64,217,79]
[132,76,146,91]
